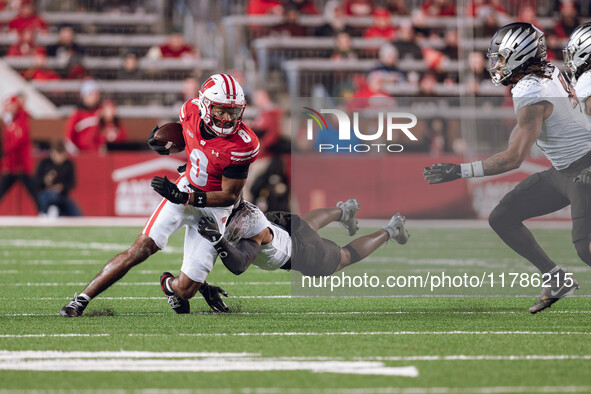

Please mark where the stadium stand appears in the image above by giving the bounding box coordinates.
[0,0,589,215]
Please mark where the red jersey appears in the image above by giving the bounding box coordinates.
[7,41,42,57]
[158,44,195,58]
[364,26,397,40]
[22,68,61,81]
[8,15,48,33]
[1,108,33,173]
[64,106,102,152]
[179,99,259,192]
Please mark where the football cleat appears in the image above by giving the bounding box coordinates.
[160,272,190,314]
[167,294,190,314]
[529,275,579,314]
[60,293,89,317]
[337,198,360,236]
[382,213,410,245]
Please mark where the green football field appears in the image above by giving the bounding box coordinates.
[0,223,590,393]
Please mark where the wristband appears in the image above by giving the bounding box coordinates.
[460,161,484,178]
[190,190,207,207]
[459,163,473,178]
[214,237,227,251]
[471,161,484,177]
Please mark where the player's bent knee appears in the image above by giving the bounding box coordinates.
[127,235,159,264]
[488,204,515,232]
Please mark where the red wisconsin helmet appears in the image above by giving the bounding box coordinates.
[197,73,246,136]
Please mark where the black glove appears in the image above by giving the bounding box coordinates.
[199,282,229,313]
[151,176,189,204]
[574,167,591,184]
[423,163,462,184]
[177,164,187,174]
[198,217,223,243]
[147,125,170,155]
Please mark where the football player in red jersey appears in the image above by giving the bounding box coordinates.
[60,73,259,317]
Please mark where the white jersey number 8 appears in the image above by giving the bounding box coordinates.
[189,149,209,187]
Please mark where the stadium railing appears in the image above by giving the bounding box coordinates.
[252,36,449,81]
[282,58,465,98]
[222,14,561,69]
[0,33,171,57]
[4,56,215,92]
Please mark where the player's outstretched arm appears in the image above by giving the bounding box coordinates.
[481,103,546,175]
[423,103,547,184]
[198,217,263,275]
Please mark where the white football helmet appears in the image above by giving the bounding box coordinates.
[487,22,547,86]
[198,73,246,136]
[564,23,591,84]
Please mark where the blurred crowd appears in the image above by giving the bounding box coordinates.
[0,0,588,193]
[240,0,585,155]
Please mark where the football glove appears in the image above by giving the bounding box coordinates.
[198,217,223,244]
[423,163,462,184]
[574,167,591,184]
[151,176,189,204]
[199,282,229,313]
[147,125,170,155]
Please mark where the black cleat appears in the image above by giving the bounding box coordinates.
[60,293,89,317]
[167,294,190,314]
[529,276,580,314]
[160,272,190,314]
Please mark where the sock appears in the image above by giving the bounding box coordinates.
[164,277,174,294]
[337,205,346,222]
[77,293,91,304]
[382,226,394,241]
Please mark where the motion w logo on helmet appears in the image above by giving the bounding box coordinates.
[303,107,418,153]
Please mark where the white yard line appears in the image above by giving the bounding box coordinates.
[2,331,589,339]
[0,239,182,254]
[130,331,591,337]
[0,350,257,359]
[0,350,418,377]
[5,281,291,286]
[0,216,147,227]
[0,333,109,338]
[0,259,104,265]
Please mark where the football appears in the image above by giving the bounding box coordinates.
[153,123,185,153]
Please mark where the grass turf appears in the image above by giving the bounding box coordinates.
[0,225,590,393]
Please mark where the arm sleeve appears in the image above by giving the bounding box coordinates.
[214,238,260,275]
[222,163,250,179]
